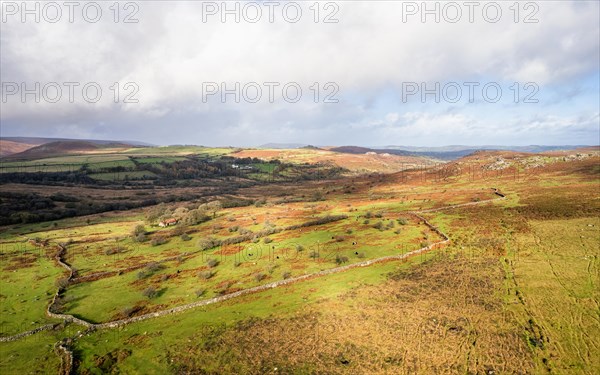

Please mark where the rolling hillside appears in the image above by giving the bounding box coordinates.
[0,140,36,157]
[4,141,137,160]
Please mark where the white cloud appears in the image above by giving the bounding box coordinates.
[1,1,598,145]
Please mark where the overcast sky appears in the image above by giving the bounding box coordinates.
[1,1,599,147]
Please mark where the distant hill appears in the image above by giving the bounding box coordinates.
[259,143,308,149]
[300,145,322,150]
[4,140,136,160]
[2,136,153,147]
[329,146,376,154]
[357,145,597,160]
[328,145,457,160]
[381,145,591,153]
[0,140,36,157]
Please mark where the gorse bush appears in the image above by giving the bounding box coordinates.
[198,270,215,280]
[146,262,165,272]
[285,215,348,230]
[335,255,349,265]
[137,262,165,279]
[198,237,219,251]
[142,286,158,299]
[132,224,145,236]
[151,236,168,246]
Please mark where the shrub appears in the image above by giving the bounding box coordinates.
[345,229,353,234]
[372,221,384,230]
[182,208,210,226]
[263,237,273,244]
[335,255,349,265]
[363,219,370,225]
[151,236,168,246]
[374,212,383,218]
[198,270,215,280]
[295,244,304,252]
[311,191,324,201]
[137,262,165,279]
[309,251,319,259]
[220,233,255,246]
[365,211,372,219]
[356,252,365,258]
[180,233,192,241]
[104,247,122,256]
[254,273,267,282]
[233,261,241,267]
[285,215,348,230]
[132,224,146,236]
[282,271,291,279]
[397,218,408,225]
[122,306,137,317]
[394,229,402,235]
[206,258,219,268]
[228,225,239,233]
[195,289,206,298]
[134,233,147,243]
[198,237,219,251]
[267,264,278,274]
[146,262,164,272]
[171,226,185,236]
[142,286,158,299]
[55,277,69,289]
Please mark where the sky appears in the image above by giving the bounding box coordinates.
[1,0,599,147]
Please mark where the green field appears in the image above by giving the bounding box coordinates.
[0,151,598,374]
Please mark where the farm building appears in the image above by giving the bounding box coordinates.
[159,218,178,227]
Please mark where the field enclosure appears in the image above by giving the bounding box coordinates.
[0,150,599,374]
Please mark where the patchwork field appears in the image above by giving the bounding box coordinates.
[0,149,598,374]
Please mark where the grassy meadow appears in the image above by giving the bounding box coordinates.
[0,149,598,374]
